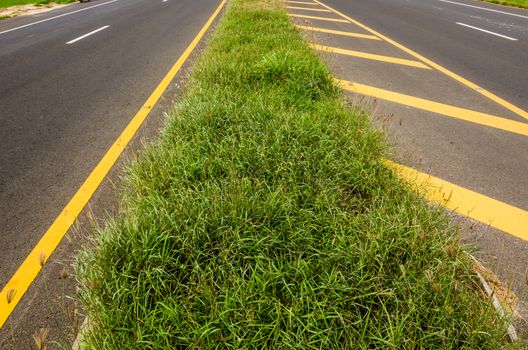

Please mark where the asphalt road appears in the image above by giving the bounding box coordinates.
[322,0,528,115]
[312,0,528,210]
[0,0,221,347]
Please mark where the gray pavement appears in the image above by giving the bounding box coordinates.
[0,0,221,347]
[321,0,528,114]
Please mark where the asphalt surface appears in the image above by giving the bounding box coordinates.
[322,0,528,115]
[289,0,528,337]
[305,0,528,211]
[0,0,221,347]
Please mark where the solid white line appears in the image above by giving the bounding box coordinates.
[456,22,518,41]
[66,25,109,44]
[0,0,119,36]
[439,0,528,19]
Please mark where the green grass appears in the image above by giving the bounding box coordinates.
[0,0,75,9]
[481,0,528,8]
[76,0,515,348]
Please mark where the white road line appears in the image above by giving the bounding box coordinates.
[66,25,109,44]
[439,0,528,19]
[0,0,118,36]
[456,22,518,41]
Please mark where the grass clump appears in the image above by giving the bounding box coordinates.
[76,0,511,348]
[481,0,528,8]
[0,0,74,9]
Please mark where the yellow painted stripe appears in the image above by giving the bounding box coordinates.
[295,24,380,40]
[0,0,226,330]
[287,13,349,23]
[339,80,528,137]
[312,44,431,69]
[314,0,528,122]
[287,1,317,4]
[387,161,528,241]
[286,6,331,12]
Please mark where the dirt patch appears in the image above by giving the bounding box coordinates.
[471,256,528,341]
[474,260,520,316]
[0,2,72,20]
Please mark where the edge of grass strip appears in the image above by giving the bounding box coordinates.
[480,0,528,8]
[76,0,513,348]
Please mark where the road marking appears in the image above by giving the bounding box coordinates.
[314,0,528,121]
[312,44,431,69]
[387,161,528,241]
[287,13,349,23]
[339,80,528,137]
[0,0,226,330]
[295,25,380,40]
[66,25,109,45]
[438,0,528,19]
[456,22,518,41]
[0,0,118,36]
[287,1,317,4]
[286,6,330,12]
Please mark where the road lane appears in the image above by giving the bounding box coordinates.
[310,0,528,208]
[320,0,528,114]
[0,0,118,36]
[65,25,110,44]
[438,0,528,19]
[456,22,519,40]
[0,0,222,346]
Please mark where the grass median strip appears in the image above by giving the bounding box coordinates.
[481,0,528,8]
[0,0,74,8]
[76,0,513,348]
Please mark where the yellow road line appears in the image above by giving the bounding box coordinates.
[312,44,431,69]
[287,1,317,4]
[286,6,330,12]
[295,24,380,40]
[314,0,528,121]
[339,80,528,137]
[387,161,528,241]
[288,13,349,23]
[0,0,226,330]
